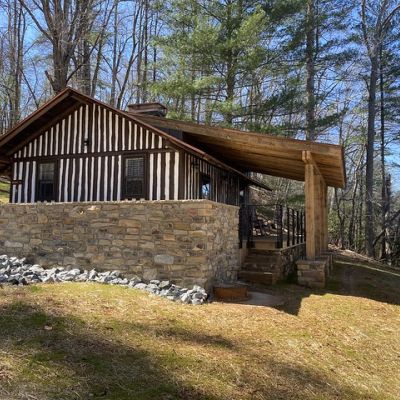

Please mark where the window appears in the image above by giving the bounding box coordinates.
[123,157,145,199]
[200,174,211,200]
[37,162,56,201]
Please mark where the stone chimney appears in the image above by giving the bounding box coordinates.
[126,102,167,117]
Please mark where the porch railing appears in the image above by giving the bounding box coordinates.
[239,204,306,249]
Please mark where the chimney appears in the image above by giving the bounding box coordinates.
[127,102,167,117]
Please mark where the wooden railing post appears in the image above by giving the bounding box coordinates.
[275,204,283,248]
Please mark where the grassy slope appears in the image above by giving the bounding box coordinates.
[0,255,399,400]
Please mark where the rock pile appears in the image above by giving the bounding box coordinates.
[0,255,208,305]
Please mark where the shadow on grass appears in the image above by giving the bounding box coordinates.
[272,253,400,316]
[0,299,377,400]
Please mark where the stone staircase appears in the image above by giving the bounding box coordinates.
[238,246,282,286]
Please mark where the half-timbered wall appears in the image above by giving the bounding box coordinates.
[11,104,181,203]
[182,153,240,206]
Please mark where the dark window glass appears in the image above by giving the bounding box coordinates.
[124,157,144,199]
[200,174,211,200]
[37,162,55,201]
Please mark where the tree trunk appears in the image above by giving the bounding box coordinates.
[379,44,389,260]
[305,0,316,141]
[365,54,378,257]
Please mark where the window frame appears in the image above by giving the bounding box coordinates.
[122,153,148,200]
[36,160,58,202]
[199,173,212,200]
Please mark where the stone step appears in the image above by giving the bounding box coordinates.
[253,242,277,250]
[237,270,277,285]
[242,262,277,272]
[248,248,279,257]
[245,255,278,263]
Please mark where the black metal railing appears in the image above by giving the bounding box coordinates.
[239,204,306,249]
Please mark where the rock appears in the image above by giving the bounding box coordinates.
[180,292,191,303]
[159,280,171,289]
[68,268,81,276]
[19,277,28,285]
[99,275,114,284]
[30,274,42,283]
[153,254,174,265]
[75,273,89,282]
[133,283,147,290]
[193,292,207,300]
[129,276,142,286]
[0,254,208,305]
[88,269,98,280]
[30,264,44,274]
[7,277,19,285]
[43,275,55,283]
[47,267,61,276]
[146,283,159,293]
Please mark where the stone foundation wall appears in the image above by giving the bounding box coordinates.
[275,243,306,281]
[296,256,331,288]
[0,200,240,289]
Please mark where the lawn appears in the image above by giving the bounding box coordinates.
[0,254,399,400]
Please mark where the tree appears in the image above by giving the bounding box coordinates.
[19,0,99,93]
[360,0,400,257]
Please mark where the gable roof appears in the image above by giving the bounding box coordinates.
[133,115,346,188]
[0,88,270,190]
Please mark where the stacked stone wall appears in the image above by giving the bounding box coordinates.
[0,200,240,289]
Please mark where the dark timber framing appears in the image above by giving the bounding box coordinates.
[1,88,262,205]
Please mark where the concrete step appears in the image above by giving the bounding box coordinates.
[238,270,277,285]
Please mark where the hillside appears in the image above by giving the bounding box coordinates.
[0,254,399,400]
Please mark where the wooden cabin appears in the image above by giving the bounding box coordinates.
[0,90,268,206]
[0,88,345,288]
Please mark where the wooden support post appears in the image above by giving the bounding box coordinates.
[302,151,327,260]
[321,181,328,251]
[304,162,316,259]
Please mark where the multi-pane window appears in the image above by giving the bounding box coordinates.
[124,157,145,199]
[37,162,56,201]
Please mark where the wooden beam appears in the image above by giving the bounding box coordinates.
[305,162,317,259]
[136,114,346,188]
[303,151,327,259]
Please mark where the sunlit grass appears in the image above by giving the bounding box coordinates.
[0,256,399,399]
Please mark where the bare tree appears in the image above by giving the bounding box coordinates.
[19,0,99,93]
[360,0,400,257]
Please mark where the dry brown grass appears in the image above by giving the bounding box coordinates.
[0,253,399,399]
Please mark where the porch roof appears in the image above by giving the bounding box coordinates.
[134,115,346,188]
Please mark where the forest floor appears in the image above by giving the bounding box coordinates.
[0,252,399,400]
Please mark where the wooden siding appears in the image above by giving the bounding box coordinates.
[11,104,181,203]
[183,153,240,206]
